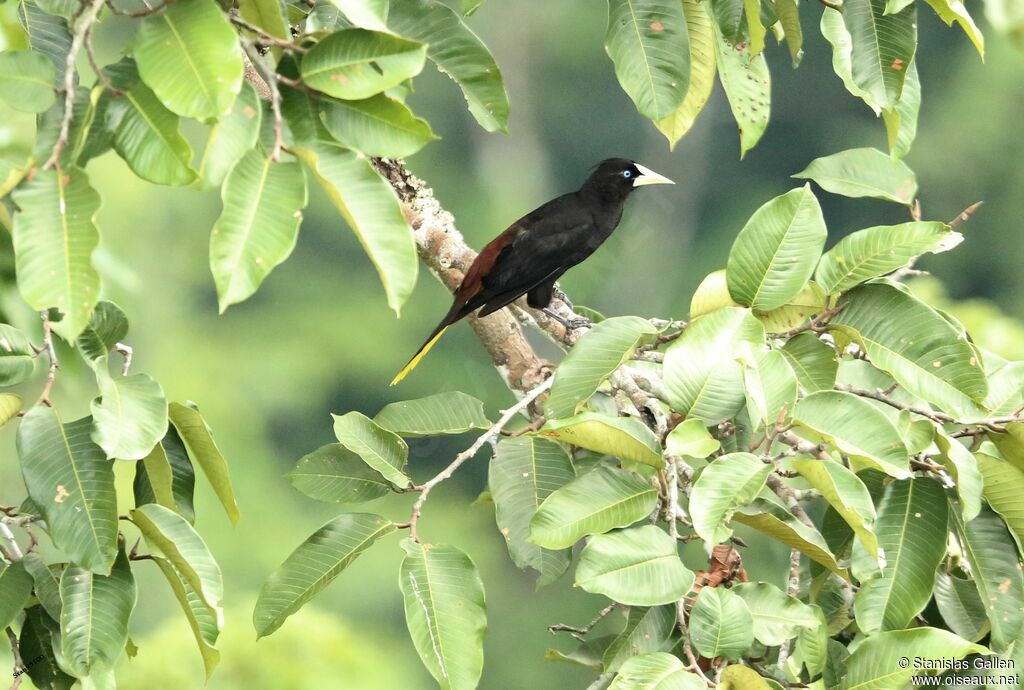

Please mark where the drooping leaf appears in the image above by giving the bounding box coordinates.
[690,452,772,545]
[17,407,117,574]
[608,652,705,689]
[168,402,240,524]
[76,301,129,365]
[18,605,76,690]
[60,546,137,677]
[17,0,71,83]
[0,560,33,630]
[734,499,847,576]
[719,665,772,690]
[925,0,984,57]
[779,333,838,393]
[602,606,677,673]
[388,0,510,132]
[794,147,917,204]
[839,627,987,690]
[292,141,417,315]
[399,539,486,690]
[238,0,290,43]
[0,393,22,429]
[21,553,63,621]
[933,569,990,643]
[775,0,804,66]
[732,582,819,646]
[829,283,989,418]
[0,323,36,386]
[548,316,660,419]
[537,411,664,469]
[152,557,220,679]
[255,513,394,637]
[0,49,56,112]
[329,0,389,29]
[793,458,879,566]
[576,525,695,606]
[374,391,489,437]
[794,390,910,478]
[288,443,393,503]
[604,0,690,121]
[815,221,960,294]
[655,0,716,149]
[934,430,983,522]
[210,150,308,311]
[90,356,168,461]
[727,186,826,311]
[882,59,920,160]
[133,0,244,121]
[198,81,262,189]
[737,344,798,431]
[530,465,658,549]
[107,81,197,186]
[852,477,948,631]
[688,587,753,660]
[134,425,196,522]
[840,0,917,110]
[332,410,411,487]
[319,94,438,158]
[489,437,575,586]
[663,307,765,423]
[713,23,771,157]
[11,168,100,340]
[301,28,426,99]
[976,451,1024,551]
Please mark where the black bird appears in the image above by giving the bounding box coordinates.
[391,158,674,385]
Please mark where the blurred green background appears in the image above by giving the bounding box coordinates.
[2,0,1023,688]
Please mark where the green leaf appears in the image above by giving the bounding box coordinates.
[776,0,804,66]
[665,418,720,458]
[719,665,772,690]
[0,393,22,429]
[19,605,76,690]
[545,636,613,670]
[794,605,829,678]
[604,0,690,121]
[689,269,739,319]
[933,569,990,642]
[976,451,1024,550]
[76,301,129,365]
[399,539,486,690]
[734,499,848,576]
[793,390,910,478]
[732,581,819,646]
[609,652,705,689]
[22,553,63,621]
[168,402,240,524]
[530,465,658,549]
[949,503,1024,652]
[925,0,984,57]
[288,443,393,503]
[133,0,244,121]
[852,477,948,632]
[820,7,877,112]
[330,0,389,30]
[461,0,485,15]
[11,168,100,340]
[319,94,438,158]
[152,557,220,679]
[90,356,168,461]
[0,324,36,386]
[713,22,771,158]
[576,525,695,606]
[198,81,262,189]
[0,560,33,630]
[830,283,989,418]
[841,0,917,110]
[332,410,411,487]
[655,0,716,150]
[881,59,919,159]
[689,587,753,659]
[794,147,917,204]
[489,437,575,586]
[793,458,879,566]
[60,546,137,676]
[815,221,960,294]
[985,361,1024,416]
[934,430,983,522]
[690,452,771,545]
[537,411,664,469]
[17,407,117,573]
[374,391,490,437]
[255,513,394,637]
[292,141,417,315]
[301,28,425,99]
[134,426,196,521]
[387,0,510,133]
[238,0,290,43]
[107,81,197,186]
[754,280,827,333]
[726,186,826,311]
[17,0,71,84]
[737,344,798,431]
[663,307,765,423]
[210,150,308,311]
[131,503,222,618]
[548,316,660,419]
[780,333,838,393]
[839,627,987,690]
[0,50,56,112]
[602,606,677,673]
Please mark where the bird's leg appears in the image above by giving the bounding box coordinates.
[542,308,591,332]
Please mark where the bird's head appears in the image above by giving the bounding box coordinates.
[582,158,675,202]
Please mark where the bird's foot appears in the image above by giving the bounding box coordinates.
[542,308,591,332]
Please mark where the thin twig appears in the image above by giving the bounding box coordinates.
[242,42,284,161]
[776,548,802,671]
[104,0,169,16]
[230,15,308,52]
[0,521,22,563]
[36,311,59,406]
[836,383,1020,432]
[399,377,554,542]
[891,202,983,280]
[7,626,25,689]
[547,603,616,642]
[768,303,846,339]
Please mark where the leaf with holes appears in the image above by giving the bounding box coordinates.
[399,539,486,690]
[714,22,770,157]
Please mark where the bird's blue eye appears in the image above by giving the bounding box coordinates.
[623,170,633,178]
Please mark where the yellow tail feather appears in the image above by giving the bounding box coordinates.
[390,326,449,386]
